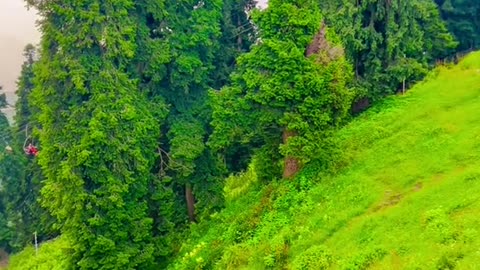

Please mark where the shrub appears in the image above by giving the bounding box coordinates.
[292,245,333,270]
[224,163,258,202]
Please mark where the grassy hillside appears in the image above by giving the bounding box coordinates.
[169,52,480,270]
[7,53,480,269]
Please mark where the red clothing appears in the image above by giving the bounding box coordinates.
[26,144,39,156]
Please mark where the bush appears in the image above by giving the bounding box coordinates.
[292,245,333,270]
[342,247,387,270]
[8,236,71,270]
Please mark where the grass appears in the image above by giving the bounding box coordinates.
[168,52,480,269]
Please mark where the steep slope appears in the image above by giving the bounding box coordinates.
[7,53,480,270]
[169,52,480,269]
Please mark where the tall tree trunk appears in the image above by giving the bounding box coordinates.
[185,183,196,222]
[282,129,301,179]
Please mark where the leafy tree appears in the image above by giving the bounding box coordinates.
[27,0,163,268]
[213,0,257,88]
[0,46,57,254]
[210,0,354,179]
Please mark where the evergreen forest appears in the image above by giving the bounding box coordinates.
[1,0,480,269]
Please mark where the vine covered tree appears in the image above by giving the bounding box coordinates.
[210,0,354,179]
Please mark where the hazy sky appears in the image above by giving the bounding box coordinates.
[258,0,268,8]
[0,0,40,118]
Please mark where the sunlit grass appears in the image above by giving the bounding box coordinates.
[8,237,70,270]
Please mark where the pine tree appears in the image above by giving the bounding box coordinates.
[27,0,162,268]
[210,0,353,179]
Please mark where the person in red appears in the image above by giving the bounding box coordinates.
[25,143,39,157]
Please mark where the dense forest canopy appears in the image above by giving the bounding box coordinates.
[0,0,479,269]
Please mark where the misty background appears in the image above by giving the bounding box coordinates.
[0,0,39,120]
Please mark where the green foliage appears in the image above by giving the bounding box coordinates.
[8,236,72,270]
[291,245,333,270]
[14,44,36,134]
[210,0,353,178]
[0,152,28,251]
[0,108,12,250]
[168,52,480,269]
[435,0,480,51]
[424,208,457,244]
[0,44,58,254]
[8,0,480,268]
[342,247,387,270]
[134,0,257,224]
[28,0,162,268]
[223,163,258,202]
[0,212,10,252]
[214,0,256,87]
[320,0,458,100]
[8,0,259,267]
[168,119,207,178]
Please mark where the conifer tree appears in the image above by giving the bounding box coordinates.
[15,44,36,137]
[27,0,162,268]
